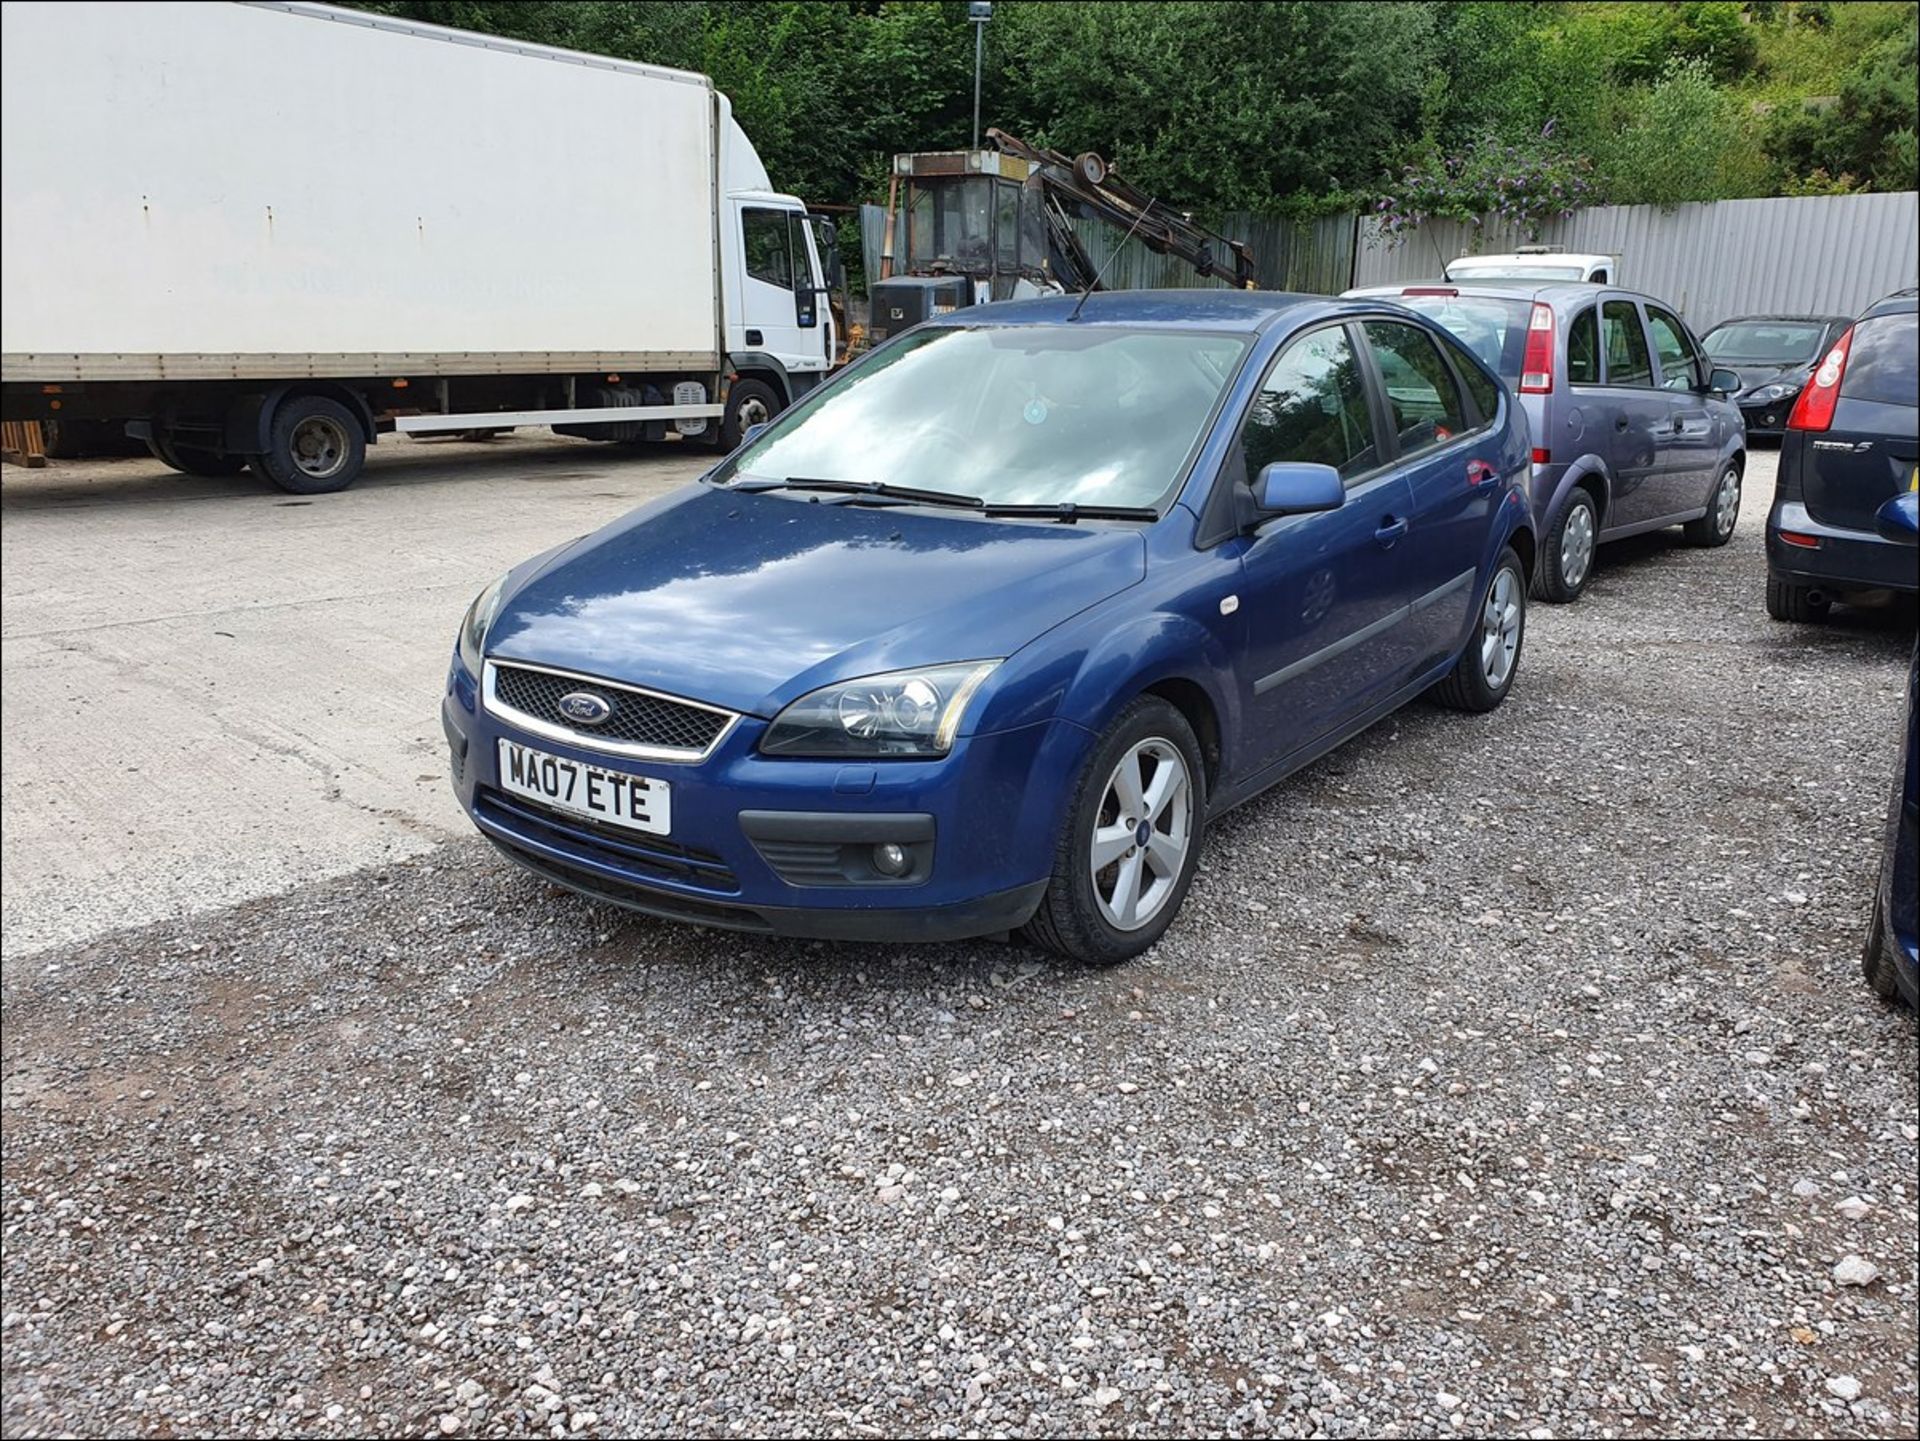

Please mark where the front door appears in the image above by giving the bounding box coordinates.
[735,204,824,374]
[1645,302,1721,516]
[1597,297,1669,529]
[1228,323,1414,770]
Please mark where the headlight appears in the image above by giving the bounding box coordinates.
[760,661,1001,758]
[456,572,509,675]
[1749,382,1798,403]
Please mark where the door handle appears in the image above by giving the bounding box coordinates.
[1466,459,1498,488]
[1613,415,1630,431]
[1374,515,1409,547]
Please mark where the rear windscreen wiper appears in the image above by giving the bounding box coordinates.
[732,477,985,510]
[979,501,1161,523]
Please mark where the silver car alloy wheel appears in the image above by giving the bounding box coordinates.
[1090,738,1192,932]
[1560,501,1595,590]
[1481,566,1522,689]
[1715,465,1741,538]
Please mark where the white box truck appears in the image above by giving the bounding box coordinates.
[0,0,841,491]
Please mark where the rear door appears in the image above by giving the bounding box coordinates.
[1597,297,1669,528]
[1229,323,1415,769]
[1358,317,1499,673]
[1645,302,1721,515]
[1805,309,1920,532]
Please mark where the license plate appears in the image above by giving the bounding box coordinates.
[496,738,670,836]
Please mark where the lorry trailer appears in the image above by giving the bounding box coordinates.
[0,1,841,491]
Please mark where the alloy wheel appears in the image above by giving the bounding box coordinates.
[1089,738,1192,932]
[1480,567,1522,689]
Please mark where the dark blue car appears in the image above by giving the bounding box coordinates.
[1865,491,1919,1009]
[444,291,1536,963]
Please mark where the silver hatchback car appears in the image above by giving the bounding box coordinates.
[1345,282,1747,601]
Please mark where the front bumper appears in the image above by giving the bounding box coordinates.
[1736,398,1795,438]
[1766,500,1920,595]
[443,657,1089,943]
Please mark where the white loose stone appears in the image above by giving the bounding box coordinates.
[1832,1255,1880,1287]
[1825,1375,1862,1401]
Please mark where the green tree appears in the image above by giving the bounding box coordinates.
[1766,14,1920,190]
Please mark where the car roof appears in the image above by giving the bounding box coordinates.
[1705,313,1853,327]
[1862,288,1918,319]
[921,288,1346,335]
[1346,280,1614,306]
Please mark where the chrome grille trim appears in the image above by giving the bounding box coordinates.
[482,659,740,763]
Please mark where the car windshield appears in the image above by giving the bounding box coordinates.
[723,325,1248,509]
[1702,320,1828,365]
[1382,295,1534,383]
[1448,263,1587,281]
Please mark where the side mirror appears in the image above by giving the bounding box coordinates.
[1874,490,1919,546]
[1708,366,1740,396]
[1255,461,1344,517]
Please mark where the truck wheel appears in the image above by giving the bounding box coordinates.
[147,432,250,477]
[719,379,782,452]
[254,395,365,494]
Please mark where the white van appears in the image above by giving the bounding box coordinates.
[1445,248,1616,285]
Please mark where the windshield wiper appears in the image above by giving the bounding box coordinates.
[979,501,1161,523]
[731,476,985,510]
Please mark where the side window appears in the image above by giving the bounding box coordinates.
[1601,300,1654,388]
[1590,268,1610,284]
[1646,305,1701,392]
[1566,306,1600,384]
[1240,326,1379,483]
[743,209,793,288]
[1362,320,1467,457]
[1437,330,1499,423]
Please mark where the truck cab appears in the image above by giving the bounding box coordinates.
[716,99,837,435]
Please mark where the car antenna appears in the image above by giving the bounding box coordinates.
[1068,195,1157,322]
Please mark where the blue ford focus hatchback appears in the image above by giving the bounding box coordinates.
[445,291,1536,963]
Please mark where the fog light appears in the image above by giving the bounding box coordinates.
[872,843,910,877]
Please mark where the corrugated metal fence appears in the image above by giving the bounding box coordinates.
[1352,191,1920,330]
[861,192,1919,325]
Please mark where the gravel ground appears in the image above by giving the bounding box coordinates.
[4,454,1917,1438]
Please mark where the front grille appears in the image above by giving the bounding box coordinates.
[489,663,734,756]
[476,789,740,894]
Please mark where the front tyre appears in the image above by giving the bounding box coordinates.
[718,378,783,452]
[1020,696,1206,966]
[1432,547,1526,713]
[1683,461,1742,547]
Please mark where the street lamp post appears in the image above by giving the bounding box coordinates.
[969,1,992,149]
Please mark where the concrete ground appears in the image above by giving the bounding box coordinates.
[1,432,709,960]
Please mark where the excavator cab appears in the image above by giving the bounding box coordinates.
[871,129,1256,347]
[887,149,1055,304]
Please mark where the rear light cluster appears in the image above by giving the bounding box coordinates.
[1519,302,1554,394]
[1786,326,1854,432]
